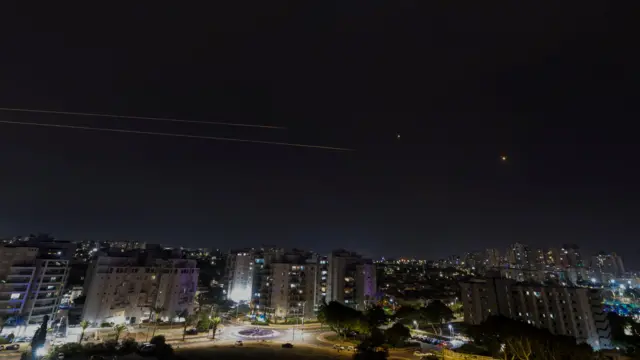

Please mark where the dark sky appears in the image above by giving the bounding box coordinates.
[0,3,637,266]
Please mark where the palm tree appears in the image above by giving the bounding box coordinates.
[210,317,221,341]
[151,306,165,337]
[79,320,89,344]
[113,324,127,343]
[181,312,196,342]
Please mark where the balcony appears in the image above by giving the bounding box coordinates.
[0,298,24,303]
[8,270,34,276]
[4,279,31,285]
[32,302,57,309]
[0,287,28,293]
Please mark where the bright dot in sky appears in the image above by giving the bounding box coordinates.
[500,155,508,161]
[396,133,401,139]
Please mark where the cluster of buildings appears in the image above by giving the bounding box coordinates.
[224,248,376,320]
[0,238,200,333]
[1,238,377,332]
[1,235,635,353]
[432,243,628,286]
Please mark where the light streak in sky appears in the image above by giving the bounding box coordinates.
[0,107,286,130]
[0,120,354,152]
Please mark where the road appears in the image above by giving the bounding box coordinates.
[0,324,421,360]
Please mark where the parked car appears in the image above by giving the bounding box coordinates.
[346,346,355,352]
[4,344,20,351]
[281,343,294,349]
[138,344,156,354]
[235,340,243,347]
[184,328,198,335]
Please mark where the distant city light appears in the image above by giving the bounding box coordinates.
[229,285,251,303]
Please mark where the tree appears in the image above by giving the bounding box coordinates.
[113,324,127,343]
[79,320,89,344]
[317,301,328,329]
[384,323,411,347]
[150,306,165,337]
[30,315,49,359]
[422,300,453,334]
[423,300,454,324]
[210,317,221,340]
[608,312,640,355]
[0,314,9,334]
[181,311,196,342]
[320,301,365,340]
[149,335,174,360]
[354,328,388,360]
[394,305,420,321]
[468,316,596,360]
[365,306,388,329]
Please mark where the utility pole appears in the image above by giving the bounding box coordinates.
[300,301,306,342]
[291,309,295,342]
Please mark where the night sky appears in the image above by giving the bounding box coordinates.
[0,4,637,266]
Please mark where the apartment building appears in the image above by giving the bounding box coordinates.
[224,249,255,303]
[460,278,611,350]
[82,253,198,325]
[327,250,376,309]
[0,242,74,327]
[268,262,318,319]
[591,252,625,278]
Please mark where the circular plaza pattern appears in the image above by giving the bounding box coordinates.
[235,327,281,339]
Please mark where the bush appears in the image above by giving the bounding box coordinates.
[149,335,166,347]
[149,336,174,360]
[83,342,107,355]
[56,343,84,356]
[103,340,118,352]
[0,337,10,345]
[119,338,138,354]
[196,319,211,332]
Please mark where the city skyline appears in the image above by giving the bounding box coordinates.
[1,3,638,267]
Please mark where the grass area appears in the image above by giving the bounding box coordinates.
[176,344,349,360]
[324,334,360,345]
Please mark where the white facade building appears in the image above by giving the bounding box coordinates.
[224,250,255,303]
[460,278,611,350]
[82,255,198,325]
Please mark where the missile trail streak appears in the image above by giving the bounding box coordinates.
[0,120,354,152]
[0,107,286,130]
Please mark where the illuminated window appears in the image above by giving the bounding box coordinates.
[10,293,20,300]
